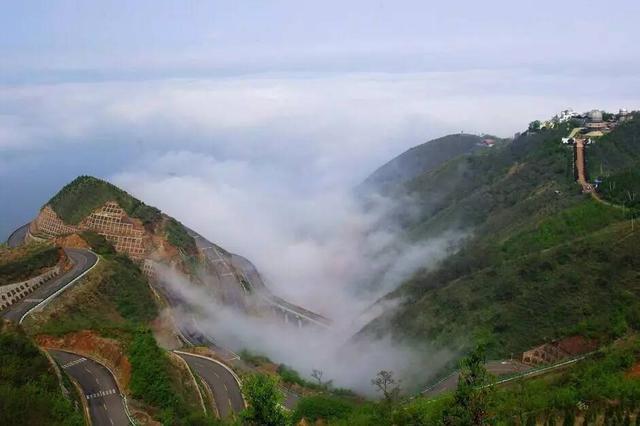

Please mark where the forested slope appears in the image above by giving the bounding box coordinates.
[362,115,640,359]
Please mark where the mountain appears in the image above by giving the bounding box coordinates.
[361,113,640,361]
[29,175,197,266]
[359,133,496,194]
[3,176,220,424]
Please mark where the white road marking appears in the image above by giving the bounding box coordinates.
[61,357,87,369]
[86,389,117,400]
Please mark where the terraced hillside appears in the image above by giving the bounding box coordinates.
[34,175,197,258]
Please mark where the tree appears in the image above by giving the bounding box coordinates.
[240,373,287,426]
[371,370,401,403]
[529,120,541,132]
[443,344,495,425]
[311,369,324,387]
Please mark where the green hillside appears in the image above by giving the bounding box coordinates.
[360,133,495,193]
[293,337,640,425]
[47,175,197,254]
[0,321,84,426]
[48,175,161,226]
[362,114,640,360]
[24,235,211,425]
[0,243,61,285]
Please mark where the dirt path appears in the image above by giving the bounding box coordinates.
[575,140,593,193]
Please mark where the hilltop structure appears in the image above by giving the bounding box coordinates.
[538,107,633,135]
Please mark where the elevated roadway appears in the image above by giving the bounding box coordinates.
[186,229,330,328]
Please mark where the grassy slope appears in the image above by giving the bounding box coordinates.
[27,253,157,336]
[48,175,161,226]
[25,236,208,424]
[47,175,197,254]
[363,119,640,359]
[0,243,60,285]
[0,322,84,426]
[295,336,640,425]
[360,133,488,193]
[588,114,640,212]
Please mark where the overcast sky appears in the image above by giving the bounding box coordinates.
[2,0,640,241]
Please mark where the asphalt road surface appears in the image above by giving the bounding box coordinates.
[176,352,245,418]
[423,360,532,396]
[50,350,131,426]
[1,248,98,323]
[6,222,29,248]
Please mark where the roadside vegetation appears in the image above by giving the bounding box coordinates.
[24,234,215,425]
[239,348,356,397]
[282,339,640,425]
[0,242,60,285]
[27,236,157,336]
[240,373,288,426]
[0,321,84,426]
[129,329,215,425]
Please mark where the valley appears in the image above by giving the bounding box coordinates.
[1,109,640,425]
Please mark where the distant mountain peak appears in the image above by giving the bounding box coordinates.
[359,133,488,193]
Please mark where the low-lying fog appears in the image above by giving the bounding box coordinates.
[116,150,464,394]
[4,72,636,393]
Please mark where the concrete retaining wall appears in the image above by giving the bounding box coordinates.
[0,266,61,311]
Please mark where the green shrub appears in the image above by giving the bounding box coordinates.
[80,231,116,255]
[0,244,60,285]
[291,395,355,424]
[165,218,196,254]
[48,175,161,225]
[240,373,287,426]
[0,325,84,426]
[97,255,158,324]
[129,330,183,417]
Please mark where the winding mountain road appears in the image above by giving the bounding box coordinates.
[175,351,245,418]
[1,248,98,323]
[50,349,131,426]
[4,222,291,420]
[6,222,29,248]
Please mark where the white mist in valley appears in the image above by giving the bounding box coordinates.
[115,153,462,394]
